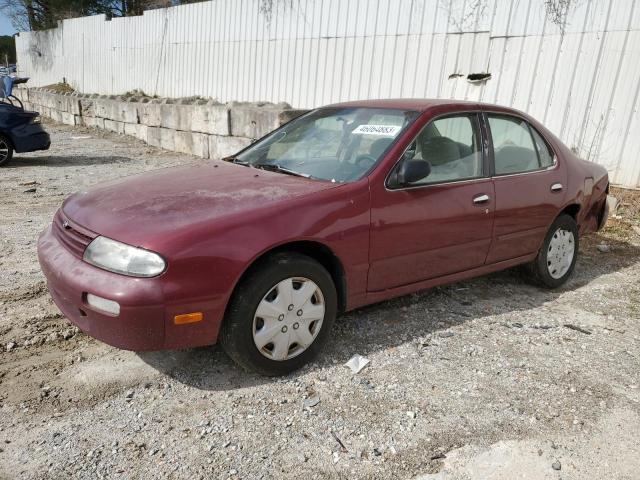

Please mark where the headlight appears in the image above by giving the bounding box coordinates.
[83,236,166,277]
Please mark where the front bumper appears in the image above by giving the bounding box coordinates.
[37,224,223,351]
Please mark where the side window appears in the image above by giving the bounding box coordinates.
[407,114,483,185]
[488,114,545,175]
[530,127,555,168]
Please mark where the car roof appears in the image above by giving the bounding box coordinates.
[324,98,514,113]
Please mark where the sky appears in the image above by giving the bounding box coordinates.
[1,13,18,36]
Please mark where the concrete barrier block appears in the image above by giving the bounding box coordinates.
[34,92,49,109]
[79,98,95,117]
[124,123,148,141]
[175,131,209,158]
[146,127,162,147]
[230,107,282,139]
[279,109,308,125]
[47,93,63,111]
[94,99,138,123]
[104,119,126,134]
[191,105,230,135]
[160,104,193,131]
[61,111,77,126]
[83,116,105,129]
[49,109,63,123]
[12,88,28,102]
[60,96,81,115]
[208,135,252,159]
[139,103,161,127]
[160,127,176,150]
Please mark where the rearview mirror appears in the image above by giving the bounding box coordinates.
[396,158,431,186]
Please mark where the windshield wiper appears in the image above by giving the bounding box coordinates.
[224,156,250,166]
[253,162,313,179]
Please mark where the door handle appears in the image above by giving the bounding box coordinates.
[473,194,490,204]
[551,183,563,192]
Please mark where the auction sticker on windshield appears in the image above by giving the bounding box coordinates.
[352,125,402,136]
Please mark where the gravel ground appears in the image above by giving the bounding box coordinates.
[1,121,639,480]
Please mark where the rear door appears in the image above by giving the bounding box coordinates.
[484,113,567,264]
[368,112,495,291]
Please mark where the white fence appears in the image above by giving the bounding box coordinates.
[14,0,640,187]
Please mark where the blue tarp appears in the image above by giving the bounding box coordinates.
[1,76,13,98]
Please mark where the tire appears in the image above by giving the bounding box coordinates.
[526,214,579,289]
[220,252,337,376]
[0,134,14,167]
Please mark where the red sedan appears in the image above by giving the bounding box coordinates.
[38,99,609,375]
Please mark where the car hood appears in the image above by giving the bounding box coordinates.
[62,161,339,247]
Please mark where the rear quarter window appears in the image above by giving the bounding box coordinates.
[530,127,555,168]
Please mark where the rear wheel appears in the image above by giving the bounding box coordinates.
[220,252,337,376]
[527,214,579,288]
[0,134,13,167]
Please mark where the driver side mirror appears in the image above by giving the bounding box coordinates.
[395,156,431,186]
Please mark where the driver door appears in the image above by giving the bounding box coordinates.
[368,112,495,291]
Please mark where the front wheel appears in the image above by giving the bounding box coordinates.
[526,214,579,288]
[220,252,337,376]
[0,134,14,167]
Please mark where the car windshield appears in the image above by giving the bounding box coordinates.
[234,107,419,182]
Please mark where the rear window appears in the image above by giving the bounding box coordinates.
[488,114,553,175]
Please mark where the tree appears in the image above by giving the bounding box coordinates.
[0,0,204,32]
[0,35,16,65]
[0,0,107,31]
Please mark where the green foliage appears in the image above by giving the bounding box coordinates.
[0,36,16,64]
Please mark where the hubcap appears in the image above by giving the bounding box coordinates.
[0,139,8,162]
[547,228,575,279]
[252,277,325,361]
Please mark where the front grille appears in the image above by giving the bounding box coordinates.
[52,210,95,258]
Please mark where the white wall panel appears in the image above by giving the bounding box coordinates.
[14,0,640,186]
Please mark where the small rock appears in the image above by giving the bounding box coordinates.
[23,188,37,193]
[125,390,134,400]
[552,460,561,471]
[596,244,611,253]
[303,396,320,410]
[439,331,454,338]
[5,342,16,352]
[406,411,416,419]
[62,330,74,340]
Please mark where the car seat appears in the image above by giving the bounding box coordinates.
[494,146,539,174]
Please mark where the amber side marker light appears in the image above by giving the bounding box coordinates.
[174,312,203,325]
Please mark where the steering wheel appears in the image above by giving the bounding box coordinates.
[354,154,377,168]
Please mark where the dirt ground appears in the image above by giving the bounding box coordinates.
[1,121,639,480]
